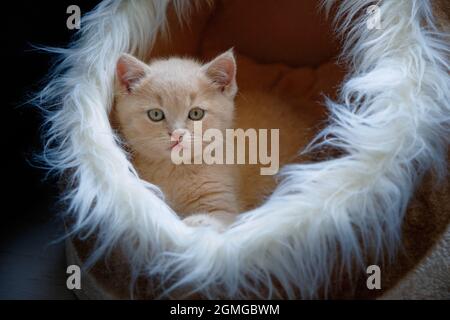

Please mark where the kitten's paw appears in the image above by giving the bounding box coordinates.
[183,214,230,232]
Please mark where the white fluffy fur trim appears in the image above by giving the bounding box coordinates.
[38,0,450,298]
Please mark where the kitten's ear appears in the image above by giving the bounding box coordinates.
[116,53,148,93]
[202,49,237,97]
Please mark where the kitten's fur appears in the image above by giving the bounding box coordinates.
[112,51,239,230]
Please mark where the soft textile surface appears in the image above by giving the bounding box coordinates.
[67,166,450,299]
[211,52,346,210]
[381,227,450,299]
[68,55,450,298]
[40,0,450,299]
[67,51,347,298]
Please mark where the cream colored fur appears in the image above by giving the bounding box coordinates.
[113,51,239,229]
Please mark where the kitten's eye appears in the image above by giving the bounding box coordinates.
[147,108,165,122]
[188,107,205,121]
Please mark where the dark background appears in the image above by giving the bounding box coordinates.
[2,1,100,229]
[1,0,100,299]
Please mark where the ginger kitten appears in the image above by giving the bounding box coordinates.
[111,50,239,231]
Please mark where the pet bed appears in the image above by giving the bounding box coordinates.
[40,0,450,299]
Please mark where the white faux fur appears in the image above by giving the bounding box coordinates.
[38,0,450,298]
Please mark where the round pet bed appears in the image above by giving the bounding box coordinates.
[39,0,450,299]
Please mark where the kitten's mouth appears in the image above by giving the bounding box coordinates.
[170,141,181,150]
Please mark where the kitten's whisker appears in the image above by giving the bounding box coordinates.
[128,136,168,144]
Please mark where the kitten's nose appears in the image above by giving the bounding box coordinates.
[170,129,186,142]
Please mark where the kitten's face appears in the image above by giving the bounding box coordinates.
[113,51,237,161]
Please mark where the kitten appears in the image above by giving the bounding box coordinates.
[111,50,239,231]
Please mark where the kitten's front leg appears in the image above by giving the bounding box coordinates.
[183,212,237,232]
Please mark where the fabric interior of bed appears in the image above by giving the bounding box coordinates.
[147,0,345,210]
[70,0,450,300]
